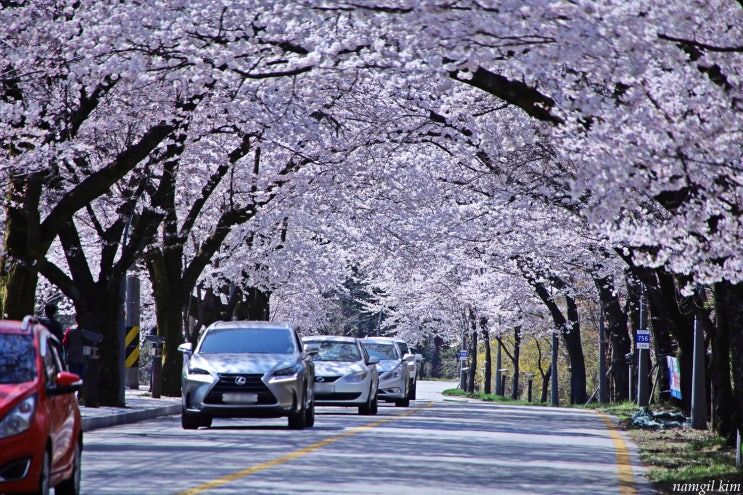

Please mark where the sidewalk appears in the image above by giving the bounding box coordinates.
[80,388,181,432]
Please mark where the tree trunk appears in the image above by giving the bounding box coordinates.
[540,366,551,404]
[0,175,43,318]
[656,271,694,411]
[517,261,588,405]
[482,319,492,395]
[563,295,588,404]
[594,274,631,401]
[76,287,125,407]
[466,314,478,394]
[511,326,521,400]
[714,282,743,441]
[146,247,186,398]
[430,335,443,378]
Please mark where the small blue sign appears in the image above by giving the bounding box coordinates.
[636,329,650,349]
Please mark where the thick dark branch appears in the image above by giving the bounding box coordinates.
[180,133,253,238]
[40,121,175,247]
[57,219,96,289]
[451,66,564,125]
[65,75,119,141]
[658,33,738,92]
[37,258,80,303]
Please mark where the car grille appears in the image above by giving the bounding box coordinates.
[314,376,341,383]
[205,373,276,405]
[315,392,362,401]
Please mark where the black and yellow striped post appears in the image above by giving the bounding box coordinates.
[125,275,140,389]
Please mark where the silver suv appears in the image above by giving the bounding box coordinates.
[178,321,317,429]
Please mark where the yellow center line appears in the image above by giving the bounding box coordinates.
[175,401,435,495]
[595,412,637,495]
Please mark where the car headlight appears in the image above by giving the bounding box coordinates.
[273,365,299,378]
[0,395,37,439]
[391,364,403,379]
[187,365,210,375]
[343,371,368,383]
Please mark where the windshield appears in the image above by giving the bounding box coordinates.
[362,342,399,360]
[199,328,297,354]
[0,334,36,384]
[306,341,361,362]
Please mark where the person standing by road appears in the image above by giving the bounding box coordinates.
[63,317,86,380]
[40,302,65,343]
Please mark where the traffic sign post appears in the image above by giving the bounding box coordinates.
[458,350,468,389]
[636,295,650,407]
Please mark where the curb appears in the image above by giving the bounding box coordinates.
[82,403,182,432]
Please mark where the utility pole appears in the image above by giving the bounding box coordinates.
[125,275,140,389]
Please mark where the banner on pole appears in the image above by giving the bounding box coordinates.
[666,356,682,399]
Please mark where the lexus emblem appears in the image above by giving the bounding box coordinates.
[316,376,325,382]
[235,376,247,386]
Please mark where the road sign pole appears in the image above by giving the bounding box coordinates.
[637,296,649,407]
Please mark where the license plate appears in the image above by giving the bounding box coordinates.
[315,383,335,394]
[222,392,258,404]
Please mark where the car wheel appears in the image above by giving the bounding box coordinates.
[55,440,81,495]
[407,380,417,400]
[370,393,378,415]
[34,448,51,495]
[359,387,375,415]
[200,415,213,428]
[288,392,307,430]
[305,393,315,428]
[395,397,410,407]
[182,411,200,430]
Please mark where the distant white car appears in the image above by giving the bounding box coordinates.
[360,337,414,407]
[303,336,380,415]
[394,339,423,400]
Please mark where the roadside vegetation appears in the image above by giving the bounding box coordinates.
[443,389,743,494]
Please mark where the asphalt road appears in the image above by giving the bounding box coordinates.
[80,381,654,495]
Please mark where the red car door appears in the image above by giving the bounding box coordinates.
[41,336,76,478]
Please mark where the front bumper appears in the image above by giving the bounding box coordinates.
[313,374,373,406]
[0,422,45,493]
[182,372,303,418]
[377,370,407,400]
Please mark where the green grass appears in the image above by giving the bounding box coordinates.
[442,388,546,406]
[444,389,743,494]
[629,427,742,494]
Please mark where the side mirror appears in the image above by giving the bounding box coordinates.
[178,342,193,356]
[403,354,416,363]
[303,345,319,357]
[48,371,83,396]
[367,356,380,365]
[415,353,423,362]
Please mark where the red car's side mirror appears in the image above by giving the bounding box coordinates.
[47,371,83,396]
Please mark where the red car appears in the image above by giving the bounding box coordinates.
[0,316,83,495]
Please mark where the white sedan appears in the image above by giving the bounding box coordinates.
[303,336,379,415]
